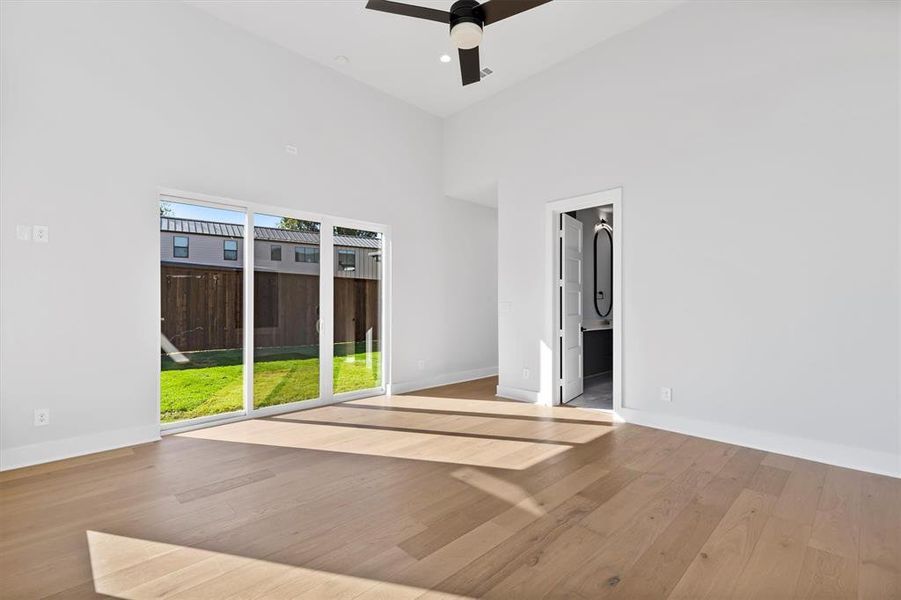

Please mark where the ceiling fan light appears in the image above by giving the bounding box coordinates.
[450,21,482,50]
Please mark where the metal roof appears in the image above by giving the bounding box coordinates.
[160,217,381,249]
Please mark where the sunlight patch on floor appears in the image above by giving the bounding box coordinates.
[178,419,570,470]
[275,403,612,444]
[452,467,546,517]
[86,531,470,599]
[356,394,615,423]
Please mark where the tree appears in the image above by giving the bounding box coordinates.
[160,202,174,216]
[277,217,378,238]
[277,217,319,232]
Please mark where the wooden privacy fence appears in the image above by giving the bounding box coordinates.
[161,264,379,353]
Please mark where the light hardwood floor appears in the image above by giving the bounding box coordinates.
[1,377,898,599]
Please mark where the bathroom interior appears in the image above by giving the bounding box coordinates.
[566,204,613,410]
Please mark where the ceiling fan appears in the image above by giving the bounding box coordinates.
[365,0,552,86]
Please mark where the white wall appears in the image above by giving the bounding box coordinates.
[0,1,498,469]
[445,1,900,476]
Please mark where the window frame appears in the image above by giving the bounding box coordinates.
[295,246,320,263]
[223,239,238,261]
[173,235,189,258]
[337,249,356,271]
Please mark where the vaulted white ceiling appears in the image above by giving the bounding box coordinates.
[188,0,681,117]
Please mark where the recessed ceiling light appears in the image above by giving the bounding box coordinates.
[334,55,349,65]
[439,54,452,64]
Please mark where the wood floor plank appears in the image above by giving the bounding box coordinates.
[0,377,896,600]
[746,464,791,497]
[729,516,812,600]
[792,546,858,600]
[174,468,276,503]
[858,473,901,600]
[432,493,599,598]
[605,455,763,599]
[668,489,775,600]
[552,447,761,600]
[771,460,827,526]
[809,466,862,560]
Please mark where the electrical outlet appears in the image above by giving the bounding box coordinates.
[33,225,49,243]
[285,145,298,155]
[522,368,530,379]
[660,387,672,403]
[34,408,50,426]
[417,360,426,371]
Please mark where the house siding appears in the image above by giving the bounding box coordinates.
[161,230,381,280]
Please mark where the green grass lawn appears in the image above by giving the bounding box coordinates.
[160,346,381,423]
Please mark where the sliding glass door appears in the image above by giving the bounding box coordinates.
[252,213,321,409]
[333,226,383,396]
[159,200,246,424]
[160,194,387,429]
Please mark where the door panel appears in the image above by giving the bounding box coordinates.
[561,214,583,403]
[333,226,383,395]
[252,213,321,409]
[159,200,246,425]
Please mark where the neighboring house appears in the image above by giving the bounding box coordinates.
[160,217,381,352]
[160,217,382,280]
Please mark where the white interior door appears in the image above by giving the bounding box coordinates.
[560,214,584,403]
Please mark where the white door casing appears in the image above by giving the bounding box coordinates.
[560,214,583,403]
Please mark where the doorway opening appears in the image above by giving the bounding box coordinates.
[549,188,621,412]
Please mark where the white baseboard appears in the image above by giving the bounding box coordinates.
[0,424,161,472]
[389,366,498,395]
[620,407,900,479]
[496,385,541,403]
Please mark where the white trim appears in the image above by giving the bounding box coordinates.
[334,386,388,403]
[160,409,245,433]
[620,407,900,479]
[162,413,254,436]
[0,425,160,472]
[380,231,392,399]
[161,391,386,435]
[496,385,541,404]
[318,220,336,403]
[159,188,390,239]
[545,187,623,415]
[244,209,255,415]
[390,367,499,395]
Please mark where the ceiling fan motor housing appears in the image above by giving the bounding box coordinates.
[450,0,484,27]
[449,0,484,49]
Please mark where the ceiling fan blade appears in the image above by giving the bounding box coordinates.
[365,0,450,24]
[459,46,480,86]
[480,0,552,25]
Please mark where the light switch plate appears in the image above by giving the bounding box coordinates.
[33,225,49,243]
[16,225,32,241]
